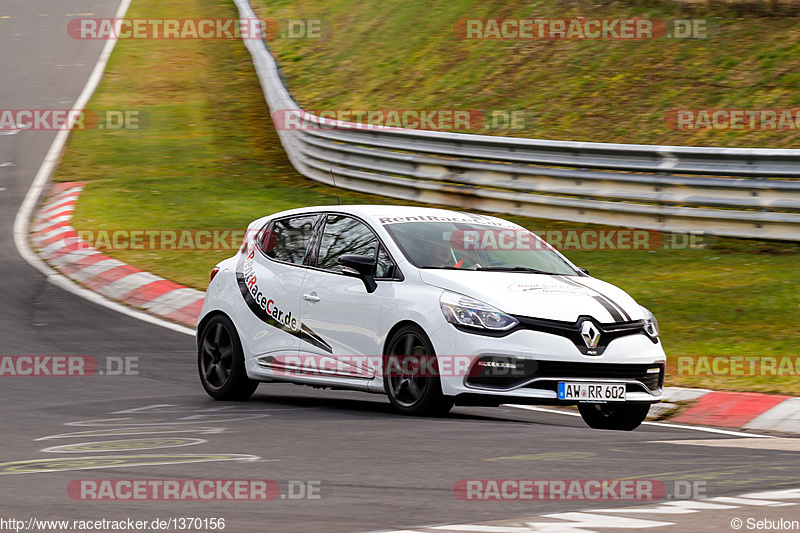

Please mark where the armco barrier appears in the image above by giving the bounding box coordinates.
[234,0,800,240]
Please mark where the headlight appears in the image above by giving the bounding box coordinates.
[440,291,518,331]
[641,306,659,338]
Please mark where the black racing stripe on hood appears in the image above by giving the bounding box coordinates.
[553,275,632,322]
[591,295,624,322]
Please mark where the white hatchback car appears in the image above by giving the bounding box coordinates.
[198,206,666,430]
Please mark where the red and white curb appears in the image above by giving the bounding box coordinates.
[665,387,800,435]
[30,182,204,328]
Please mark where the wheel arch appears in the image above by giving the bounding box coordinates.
[196,310,231,350]
[382,320,429,356]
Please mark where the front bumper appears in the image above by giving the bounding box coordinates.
[429,323,666,404]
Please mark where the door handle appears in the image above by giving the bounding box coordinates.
[303,293,321,302]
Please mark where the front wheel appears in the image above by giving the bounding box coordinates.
[384,325,454,416]
[578,402,650,431]
[198,314,259,401]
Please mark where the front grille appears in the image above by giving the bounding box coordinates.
[512,315,652,356]
[466,358,664,393]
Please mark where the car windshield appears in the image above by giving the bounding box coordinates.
[383,221,577,275]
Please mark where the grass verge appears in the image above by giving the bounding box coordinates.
[254,0,800,148]
[51,0,800,394]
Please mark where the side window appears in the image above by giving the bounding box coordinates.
[262,215,317,265]
[316,215,377,272]
[257,224,277,254]
[375,246,395,279]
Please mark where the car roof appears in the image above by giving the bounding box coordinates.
[264,205,520,228]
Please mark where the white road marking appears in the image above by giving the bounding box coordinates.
[111,404,312,414]
[743,488,800,499]
[641,420,773,438]
[0,454,264,476]
[64,414,271,426]
[505,405,774,438]
[593,500,738,515]
[40,437,206,453]
[540,512,675,530]
[708,496,792,507]
[35,426,227,440]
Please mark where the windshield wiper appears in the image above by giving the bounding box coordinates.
[476,266,553,274]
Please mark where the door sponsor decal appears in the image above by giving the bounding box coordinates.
[236,250,332,353]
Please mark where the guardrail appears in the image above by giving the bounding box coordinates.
[234,0,800,240]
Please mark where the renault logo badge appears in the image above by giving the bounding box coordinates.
[580,320,601,349]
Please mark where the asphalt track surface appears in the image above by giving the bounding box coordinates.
[1,2,799,532]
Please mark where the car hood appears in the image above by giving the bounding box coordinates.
[418,270,643,323]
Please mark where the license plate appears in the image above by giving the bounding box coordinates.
[558,382,626,402]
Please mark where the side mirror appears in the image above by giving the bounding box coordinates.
[338,255,377,293]
[578,267,590,276]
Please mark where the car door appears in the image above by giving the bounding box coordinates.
[298,214,396,378]
[237,214,318,359]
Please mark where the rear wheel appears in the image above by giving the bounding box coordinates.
[384,325,454,416]
[198,314,258,401]
[578,402,650,431]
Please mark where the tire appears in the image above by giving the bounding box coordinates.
[578,402,651,431]
[198,314,259,401]
[384,325,455,416]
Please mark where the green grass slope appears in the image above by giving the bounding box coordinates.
[255,0,800,148]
